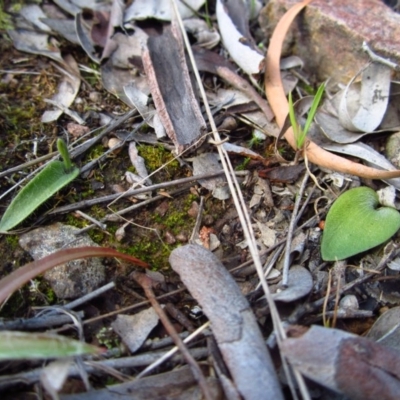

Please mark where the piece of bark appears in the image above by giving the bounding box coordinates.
[142,23,206,154]
[258,164,306,183]
[282,325,400,400]
[193,46,274,122]
[169,244,284,400]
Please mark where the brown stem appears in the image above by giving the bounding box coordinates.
[131,271,213,400]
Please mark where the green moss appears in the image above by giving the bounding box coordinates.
[64,214,88,229]
[96,327,120,350]
[88,144,107,162]
[0,2,13,30]
[87,228,107,244]
[137,144,180,181]
[120,193,199,269]
[235,157,250,171]
[123,238,174,271]
[5,235,19,251]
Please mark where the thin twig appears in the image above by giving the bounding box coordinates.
[52,288,187,333]
[0,347,209,391]
[48,171,226,215]
[63,282,115,310]
[131,272,213,400]
[362,41,400,72]
[73,185,190,235]
[189,196,204,243]
[282,173,309,287]
[137,322,211,379]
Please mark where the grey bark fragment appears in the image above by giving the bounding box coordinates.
[169,244,284,400]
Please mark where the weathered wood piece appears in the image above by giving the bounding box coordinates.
[169,244,284,400]
[142,23,206,154]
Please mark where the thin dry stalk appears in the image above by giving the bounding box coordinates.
[282,172,309,287]
[131,272,213,400]
[171,2,309,399]
[137,322,210,379]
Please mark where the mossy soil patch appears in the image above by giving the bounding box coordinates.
[0,33,237,321]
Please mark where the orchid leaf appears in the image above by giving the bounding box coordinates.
[0,140,79,232]
[321,187,400,261]
[0,331,101,360]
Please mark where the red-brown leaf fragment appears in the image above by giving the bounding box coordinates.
[282,325,400,400]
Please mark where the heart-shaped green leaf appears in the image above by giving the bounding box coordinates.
[321,187,400,261]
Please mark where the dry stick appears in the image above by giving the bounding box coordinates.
[79,120,146,176]
[131,272,213,400]
[172,3,293,398]
[0,111,135,202]
[264,0,400,180]
[73,185,191,235]
[48,171,226,215]
[63,282,115,310]
[52,288,187,333]
[0,311,84,331]
[137,322,211,379]
[0,347,208,391]
[172,0,287,347]
[0,151,56,179]
[69,109,138,160]
[282,172,309,287]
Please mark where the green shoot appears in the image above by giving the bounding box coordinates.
[57,138,73,173]
[289,83,325,150]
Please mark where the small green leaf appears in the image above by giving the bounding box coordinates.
[0,331,101,360]
[321,187,400,261]
[288,83,325,150]
[57,138,73,173]
[0,161,79,232]
[303,83,325,136]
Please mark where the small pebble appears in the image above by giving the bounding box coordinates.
[89,91,102,103]
[187,201,199,218]
[164,231,176,244]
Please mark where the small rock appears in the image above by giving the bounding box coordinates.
[108,138,123,154]
[89,91,102,103]
[260,0,400,84]
[111,308,159,353]
[19,223,105,299]
[176,232,188,242]
[187,201,199,218]
[155,200,169,217]
[67,122,90,138]
[339,295,359,311]
[203,214,214,226]
[386,131,400,168]
[164,231,176,245]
